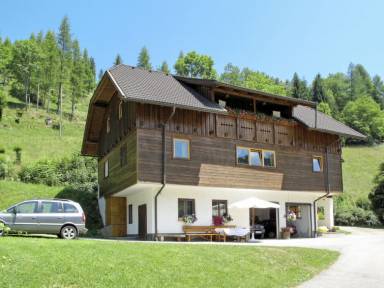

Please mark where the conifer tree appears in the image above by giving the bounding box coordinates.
[114,54,123,65]
[137,46,152,70]
[159,61,170,74]
[57,16,72,115]
[312,74,327,103]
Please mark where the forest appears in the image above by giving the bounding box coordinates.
[1,16,384,229]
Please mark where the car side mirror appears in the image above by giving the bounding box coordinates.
[11,207,17,214]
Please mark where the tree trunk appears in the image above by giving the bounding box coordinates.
[24,83,28,111]
[71,97,75,121]
[59,83,63,137]
[36,83,40,110]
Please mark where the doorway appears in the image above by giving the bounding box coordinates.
[138,204,147,240]
[286,203,312,238]
[250,207,278,239]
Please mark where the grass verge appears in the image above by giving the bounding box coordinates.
[0,237,338,288]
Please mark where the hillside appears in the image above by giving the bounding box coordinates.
[0,96,89,166]
[340,145,384,205]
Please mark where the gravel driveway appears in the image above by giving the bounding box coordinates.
[256,227,384,288]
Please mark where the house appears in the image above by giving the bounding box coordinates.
[82,64,365,239]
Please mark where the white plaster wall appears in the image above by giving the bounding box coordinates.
[154,185,324,235]
[317,197,334,228]
[125,188,157,235]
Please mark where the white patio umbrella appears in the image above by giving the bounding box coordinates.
[229,197,280,209]
[229,197,280,240]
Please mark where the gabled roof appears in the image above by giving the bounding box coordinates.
[108,65,226,113]
[293,105,366,139]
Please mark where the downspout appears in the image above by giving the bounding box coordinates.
[154,106,176,240]
[313,138,340,237]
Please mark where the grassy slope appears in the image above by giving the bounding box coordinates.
[0,237,338,288]
[0,96,88,165]
[0,180,63,210]
[342,145,384,204]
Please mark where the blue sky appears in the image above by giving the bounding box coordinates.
[1,0,383,81]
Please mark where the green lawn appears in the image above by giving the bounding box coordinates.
[0,237,338,288]
[0,180,62,210]
[342,145,384,203]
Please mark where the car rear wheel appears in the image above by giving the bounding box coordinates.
[60,225,77,240]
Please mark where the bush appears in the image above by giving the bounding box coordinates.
[335,207,379,226]
[0,155,14,180]
[56,183,102,230]
[369,163,384,223]
[19,154,97,186]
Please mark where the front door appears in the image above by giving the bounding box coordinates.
[286,203,312,238]
[138,204,147,240]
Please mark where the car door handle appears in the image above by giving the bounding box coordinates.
[31,217,36,220]
[57,217,64,219]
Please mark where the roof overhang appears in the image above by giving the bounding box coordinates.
[175,76,317,108]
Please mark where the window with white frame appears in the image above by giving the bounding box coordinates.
[173,138,190,159]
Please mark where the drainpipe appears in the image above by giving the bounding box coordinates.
[313,138,340,237]
[315,103,318,129]
[154,106,176,240]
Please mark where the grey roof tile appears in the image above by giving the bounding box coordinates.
[293,105,366,139]
[108,65,226,113]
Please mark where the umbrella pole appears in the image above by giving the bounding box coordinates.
[250,208,255,240]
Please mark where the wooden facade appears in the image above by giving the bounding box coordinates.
[97,92,343,197]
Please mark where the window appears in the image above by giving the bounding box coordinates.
[263,150,276,167]
[104,159,109,178]
[237,147,249,164]
[173,138,190,159]
[120,144,128,167]
[106,116,111,134]
[236,147,276,168]
[212,200,228,217]
[178,198,195,218]
[313,156,323,172]
[64,203,78,213]
[250,149,262,166]
[118,101,123,120]
[16,201,38,213]
[40,201,63,213]
[128,204,133,224]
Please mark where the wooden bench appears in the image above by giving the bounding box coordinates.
[183,225,236,242]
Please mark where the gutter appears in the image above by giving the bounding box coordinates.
[313,138,340,237]
[154,106,176,240]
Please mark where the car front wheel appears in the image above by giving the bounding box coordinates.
[60,225,77,240]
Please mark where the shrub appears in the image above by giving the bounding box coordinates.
[369,163,384,223]
[19,154,97,186]
[335,207,379,226]
[0,155,14,180]
[56,183,102,230]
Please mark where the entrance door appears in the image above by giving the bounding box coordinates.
[286,204,312,238]
[138,204,147,240]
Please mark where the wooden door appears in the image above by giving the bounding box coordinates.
[138,204,147,240]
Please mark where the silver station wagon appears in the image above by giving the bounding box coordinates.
[0,199,87,239]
